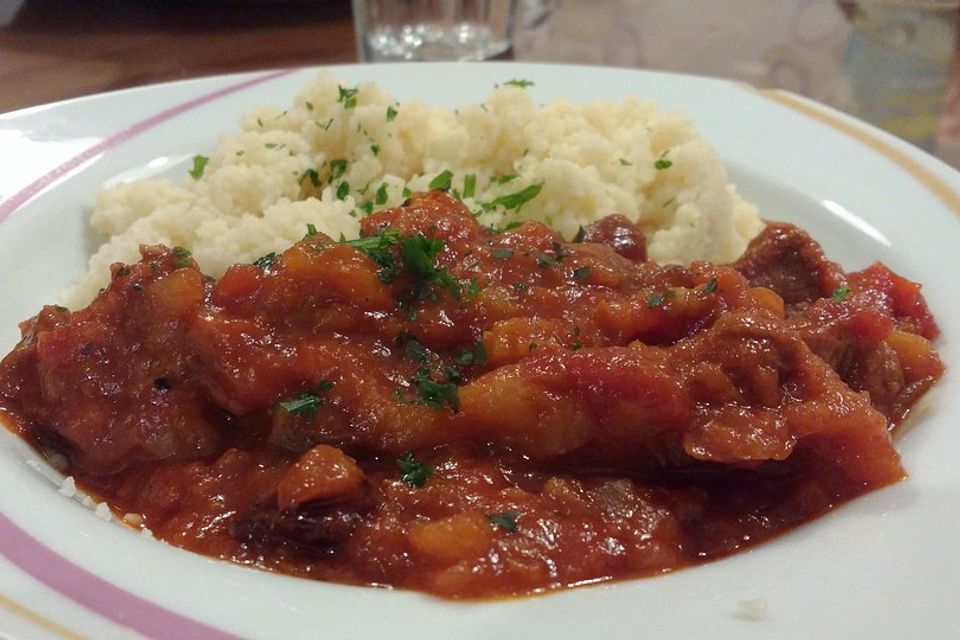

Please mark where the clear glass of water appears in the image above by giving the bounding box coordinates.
[352,0,518,62]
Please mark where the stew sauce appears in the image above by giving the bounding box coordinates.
[0,191,943,598]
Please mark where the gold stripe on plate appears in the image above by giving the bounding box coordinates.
[748,86,960,216]
[0,591,89,640]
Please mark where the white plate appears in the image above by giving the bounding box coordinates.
[0,63,957,640]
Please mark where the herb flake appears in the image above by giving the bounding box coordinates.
[397,452,433,487]
[486,510,520,532]
[188,155,209,180]
[831,283,851,303]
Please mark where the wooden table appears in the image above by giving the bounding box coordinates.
[0,0,357,113]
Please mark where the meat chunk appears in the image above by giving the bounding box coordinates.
[733,222,844,305]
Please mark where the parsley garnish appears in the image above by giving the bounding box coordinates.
[188,155,209,180]
[336,181,350,200]
[619,158,633,166]
[375,183,389,206]
[397,452,433,487]
[831,283,851,303]
[397,367,460,412]
[464,277,482,300]
[300,168,321,187]
[172,246,192,268]
[386,105,398,121]
[490,248,514,260]
[338,85,359,109]
[371,143,380,156]
[485,220,523,234]
[647,292,665,308]
[277,382,334,419]
[304,223,318,238]
[572,266,590,280]
[573,225,587,243]
[504,79,534,88]
[703,278,718,294]
[486,510,520,532]
[401,234,461,300]
[654,150,672,171]
[252,252,278,269]
[463,174,476,199]
[342,229,402,282]
[486,183,543,210]
[330,159,348,181]
[456,341,488,367]
[400,334,431,363]
[305,101,314,111]
[429,170,454,191]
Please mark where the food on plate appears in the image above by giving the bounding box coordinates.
[64,74,759,307]
[0,191,941,598]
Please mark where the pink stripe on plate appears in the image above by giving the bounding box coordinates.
[0,68,296,224]
[0,511,241,640]
[0,67,303,639]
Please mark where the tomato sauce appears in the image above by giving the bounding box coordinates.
[0,192,943,598]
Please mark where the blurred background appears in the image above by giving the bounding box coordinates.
[1,0,959,165]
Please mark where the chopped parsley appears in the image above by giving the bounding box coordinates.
[503,79,535,88]
[464,277,482,300]
[252,252,278,269]
[375,182,389,206]
[533,242,571,269]
[338,85,359,109]
[330,159,348,181]
[304,223,319,238]
[386,105,398,121]
[485,183,543,211]
[277,382,334,419]
[370,143,380,156]
[396,367,460,412]
[654,150,672,171]
[831,283,851,303]
[463,174,476,199]
[572,266,591,280]
[172,246,192,268]
[429,170,454,191]
[397,452,433,487]
[336,181,350,200]
[188,155,209,180]
[485,220,523,234]
[341,229,402,282]
[703,278,718,294]
[401,234,462,300]
[300,168,321,187]
[647,291,666,308]
[619,158,633,166]
[490,248,514,260]
[573,225,587,243]
[486,510,520,532]
[456,341,488,367]
[305,101,314,111]
[398,332,431,363]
